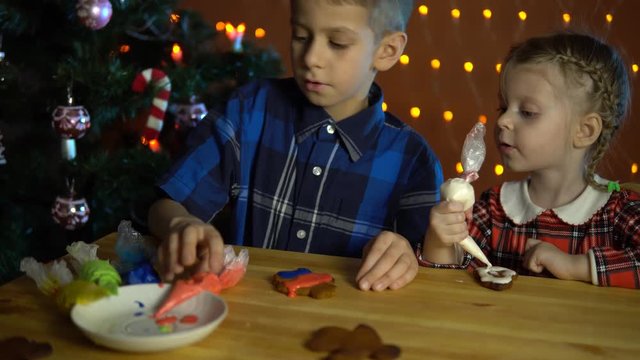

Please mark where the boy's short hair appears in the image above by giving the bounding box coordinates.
[310,0,415,39]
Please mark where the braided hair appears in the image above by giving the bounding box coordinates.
[500,32,631,192]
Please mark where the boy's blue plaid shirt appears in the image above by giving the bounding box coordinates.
[158,78,443,258]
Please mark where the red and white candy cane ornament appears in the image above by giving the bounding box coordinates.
[131,68,171,143]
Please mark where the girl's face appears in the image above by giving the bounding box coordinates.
[495,63,585,175]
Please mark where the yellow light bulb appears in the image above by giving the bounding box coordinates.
[496,63,502,73]
[632,162,638,174]
[400,54,410,65]
[443,111,453,122]
[410,107,421,118]
[430,59,441,69]
[518,11,527,21]
[451,9,461,19]
[632,64,638,73]
[170,13,180,23]
[382,102,388,112]
[456,162,464,174]
[464,62,474,73]
[255,28,266,38]
[562,13,571,23]
[483,9,492,19]
[419,5,428,15]
[606,13,613,23]
[495,164,504,176]
[478,115,487,124]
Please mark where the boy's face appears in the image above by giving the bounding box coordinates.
[290,0,379,121]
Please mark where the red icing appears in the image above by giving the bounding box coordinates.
[283,273,333,297]
[155,315,177,325]
[220,266,246,289]
[180,314,199,324]
[153,272,222,319]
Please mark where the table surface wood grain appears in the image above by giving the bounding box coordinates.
[1,232,639,360]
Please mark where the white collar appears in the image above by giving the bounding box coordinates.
[500,176,611,225]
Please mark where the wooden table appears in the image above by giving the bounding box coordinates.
[1,233,639,359]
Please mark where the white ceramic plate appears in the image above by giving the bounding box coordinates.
[70,283,228,352]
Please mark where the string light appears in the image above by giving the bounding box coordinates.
[494,164,504,176]
[382,102,388,112]
[464,61,474,73]
[478,115,487,124]
[518,11,527,21]
[410,107,421,118]
[632,64,638,73]
[215,21,226,31]
[119,44,130,53]
[418,5,428,15]
[606,13,613,23]
[451,9,461,19]
[562,13,571,24]
[496,63,502,73]
[456,162,464,174]
[632,162,638,174]
[171,43,183,63]
[170,13,180,23]
[400,54,410,65]
[482,9,492,19]
[443,111,453,122]
[430,59,441,69]
[255,28,266,38]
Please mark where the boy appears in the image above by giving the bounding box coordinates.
[148,0,443,291]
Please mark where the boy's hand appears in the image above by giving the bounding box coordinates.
[356,231,418,291]
[428,201,469,247]
[523,239,590,282]
[157,217,225,281]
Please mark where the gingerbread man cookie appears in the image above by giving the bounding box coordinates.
[474,266,517,290]
[305,324,401,360]
[273,268,336,299]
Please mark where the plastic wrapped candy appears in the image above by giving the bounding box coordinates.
[19,257,109,311]
[114,220,159,285]
[439,122,492,267]
[153,246,249,319]
[67,241,122,295]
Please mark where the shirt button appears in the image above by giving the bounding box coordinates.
[326,125,335,134]
[296,229,307,239]
[312,166,322,176]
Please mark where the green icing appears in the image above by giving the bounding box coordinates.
[79,259,122,295]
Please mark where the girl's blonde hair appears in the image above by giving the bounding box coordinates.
[500,32,632,192]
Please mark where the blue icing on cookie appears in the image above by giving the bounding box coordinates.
[276,267,312,279]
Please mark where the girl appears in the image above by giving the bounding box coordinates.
[422,32,640,289]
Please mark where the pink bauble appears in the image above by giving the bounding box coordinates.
[52,105,91,139]
[172,102,208,129]
[76,0,113,30]
[51,195,91,230]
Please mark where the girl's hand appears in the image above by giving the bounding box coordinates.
[523,239,590,282]
[427,201,469,247]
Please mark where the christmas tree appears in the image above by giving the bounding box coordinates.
[0,0,284,283]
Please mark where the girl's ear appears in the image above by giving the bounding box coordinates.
[373,32,407,71]
[574,113,603,148]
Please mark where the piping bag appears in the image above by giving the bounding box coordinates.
[440,122,492,267]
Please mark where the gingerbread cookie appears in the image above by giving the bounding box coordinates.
[273,268,336,299]
[305,324,401,360]
[0,336,53,360]
[474,266,517,290]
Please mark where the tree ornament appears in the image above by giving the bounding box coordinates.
[52,86,91,160]
[171,96,208,129]
[0,130,6,165]
[76,0,113,30]
[131,68,171,143]
[51,179,91,231]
